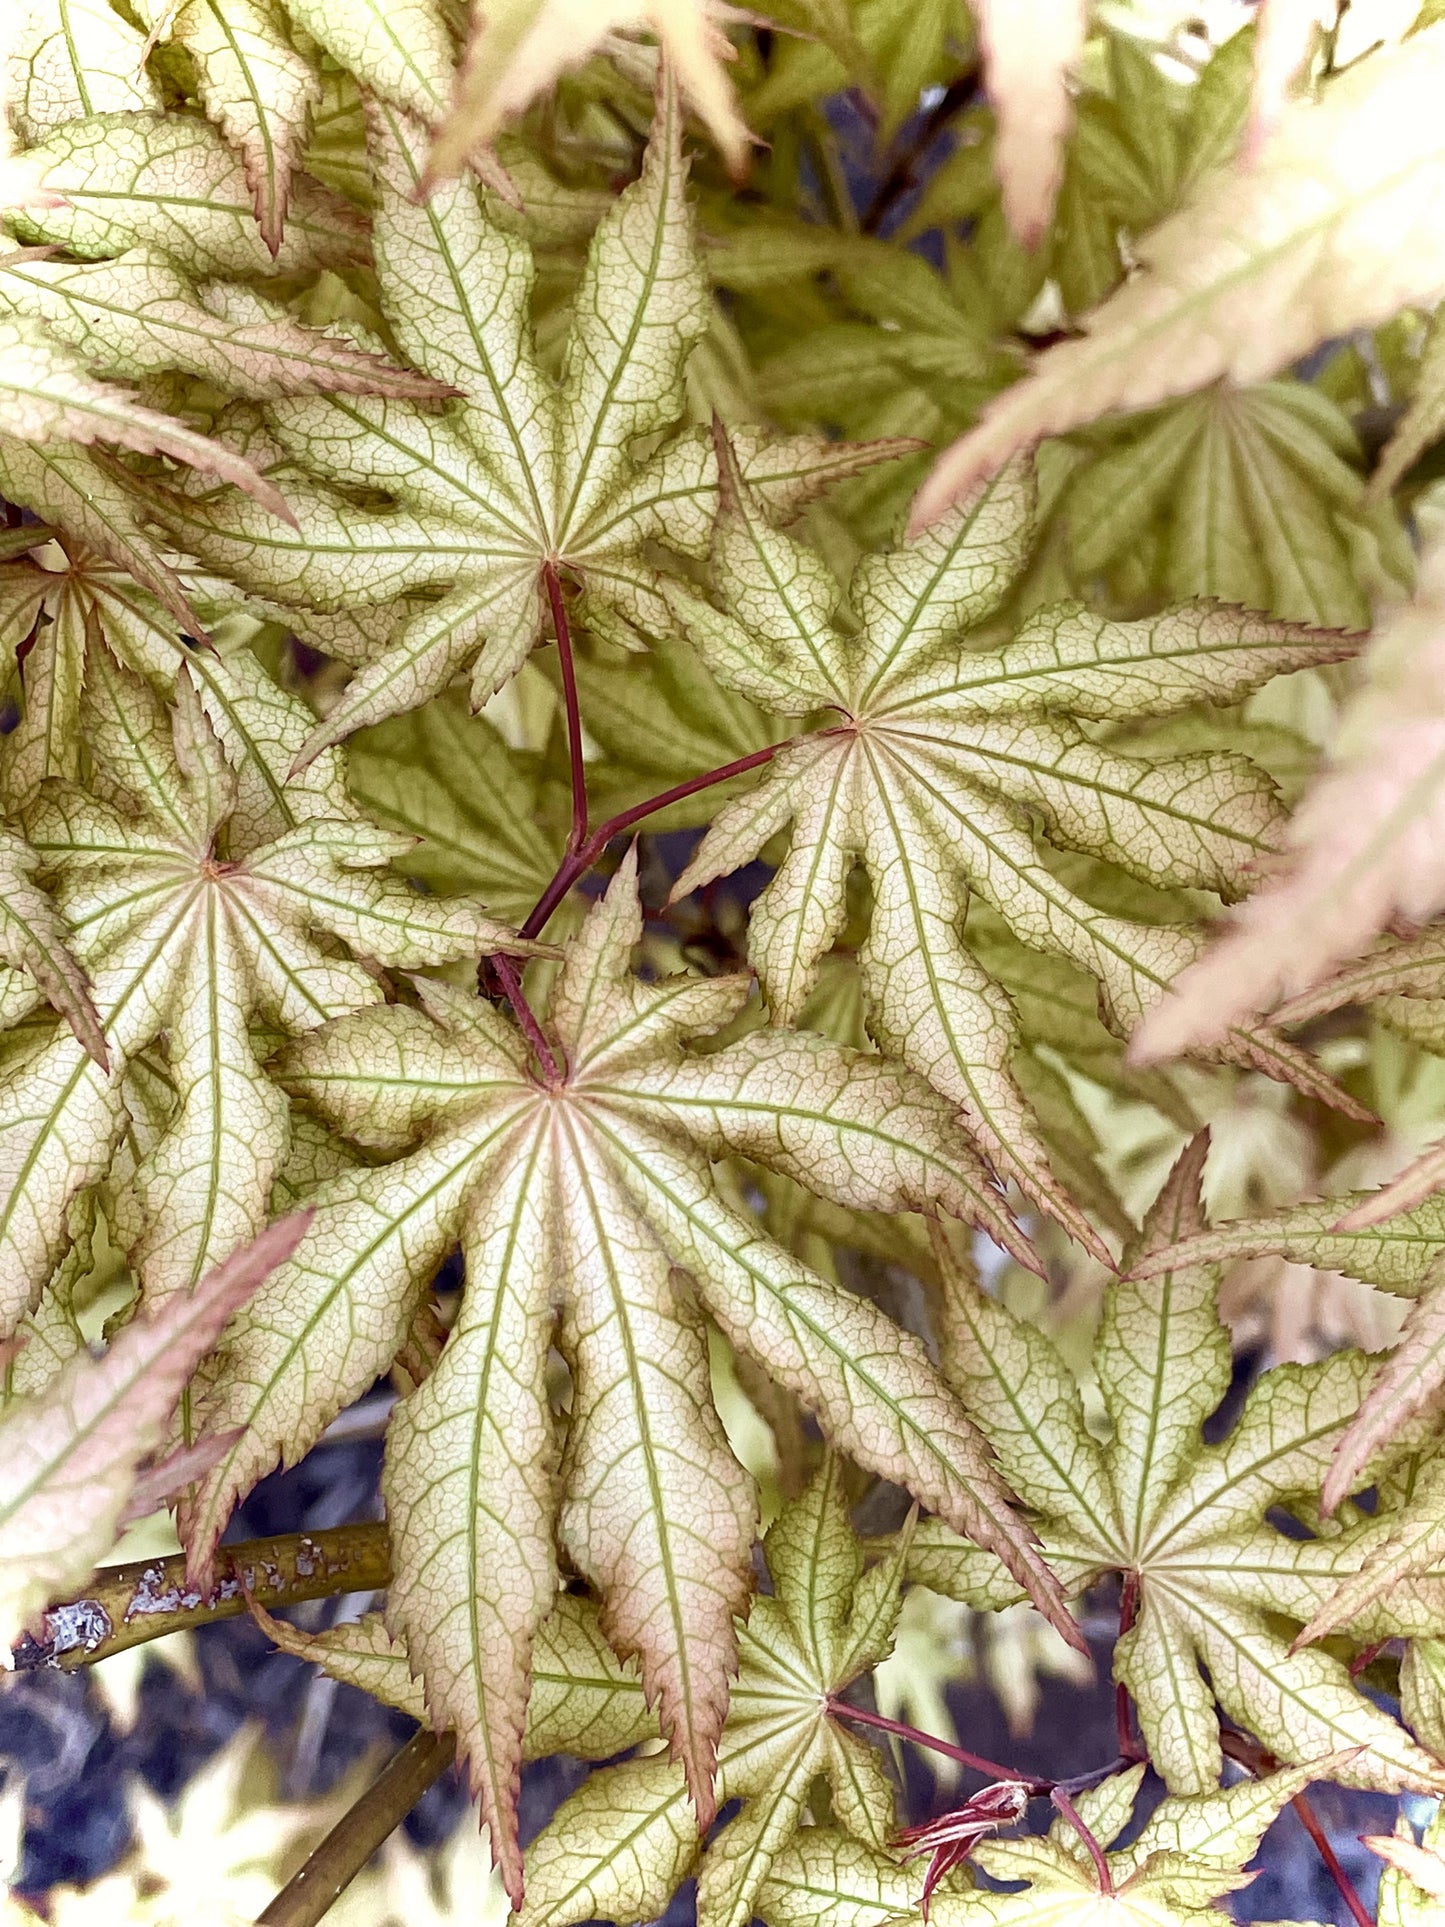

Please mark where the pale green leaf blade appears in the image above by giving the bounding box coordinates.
[180,1123,514,1576]
[285,0,458,125]
[6,0,160,139]
[610,1027,1039,1270]
[0,317,291,520]
[1125,1190,1445,1296]
[517,1753,699,1927]
[1096,1134,1232,1558]
[558,71,710,547]
[10,111,366,278]
[757,1830,919,1927]
[557,1116,756,1828]
[0,250,453,400]
[601,1120,1079,1645]
[141,0,322,255]
[384,1120,558,1904]
[0,824,105,1067]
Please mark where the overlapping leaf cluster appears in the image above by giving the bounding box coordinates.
[9,5,1445,1925]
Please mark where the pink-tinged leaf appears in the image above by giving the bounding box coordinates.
[0,315,296,524]
[1332,1139,1445,1232]
[1321,1255,1445,1515]
[1132,540,1445,1064]
[896,1780,1030,1917]
[974,0,1086,246]
[1363,1829,1445,1899]
[0,1215,308,1652]
[0,824,107,1068]
[119,1426,246,1527]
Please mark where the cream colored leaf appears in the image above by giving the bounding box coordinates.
[148,84,895,754]
[0,652,526,1327]
[0,249,453,399]
[138,0,321,255]
[0,317,291,521]
[194,854,1069,1883]
[1134,537,1445,1061]
[10,111,367,279]
[973,0,1087,247]
[1322,1254,1445,1515]
[0,1214,305,1653]
[911,22,1445,531]
[426,1,752,189]
[671,444,1357,1255]
[6,0,160,142]
[922,1134,1445,1794]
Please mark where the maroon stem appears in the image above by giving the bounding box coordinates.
[544,561,589,856]
[492,954,562,1085]
[518,736,792,941]
[827,1699,1051,1794]
[1292,1795,1373,1927]
[1116,1572,1143,1762]
[1051,1788,1113,1895]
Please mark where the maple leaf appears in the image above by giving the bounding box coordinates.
[0,315,289,519]
[1049,380,1404,630]
[0,1214,304,1653]
[184,851,1072,1900]
[0,643,528,1328]
[1132,536,1445,1062]
[145,76,906,762]
[916,1760,1336,1927]
[5,0,161,142]
[0,819,104,1063]
[906,1136,1445,1795]
[972,0,1086,248]
[911,19,1445,530]
[0,248,456,403]
[516,1456,914,1927]
[131,0,322,257]
[666,437,1363,1256]
[253,1588,660,1765]
[426,1,754,189]
[1369,1801,1445,1926]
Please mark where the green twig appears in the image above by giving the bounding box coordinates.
[255,1729,456,1927]
[9,1523,392,1672]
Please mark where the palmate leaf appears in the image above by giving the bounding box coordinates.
[186,851,1074,1901]
[907,1137,1445,1796]
[132,0,322,257]
[146,75,906,763]
[911,19,1445,530]
[515,1457,911,1927]
[1051,379,1403,630]
[667,440,1363,1256]
[0,644,527,1330]
[0,1214,303,1652]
